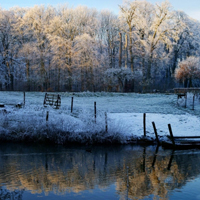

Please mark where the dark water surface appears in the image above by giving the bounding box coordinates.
[0,143,200,200]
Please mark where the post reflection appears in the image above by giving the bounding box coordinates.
[0,143,200,200]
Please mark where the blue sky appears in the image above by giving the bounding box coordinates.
[1,0,200,21]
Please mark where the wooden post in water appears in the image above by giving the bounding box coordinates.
[126,166,129,188]
[143,113,146,137]
[167,150,174,170]
[143,147,146,172]
[94,102,96,123]
[152,145,159,168]
[105,112,108,132]
[23,92,25,106]
[71,97,73,113]
[168,124,175,146]
[152,122,160,145]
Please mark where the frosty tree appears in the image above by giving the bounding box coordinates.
[105,67,134,92]
[175,56,200,87]
[73,33,100,91]
[0,1,200,92]
[118,0,183,91]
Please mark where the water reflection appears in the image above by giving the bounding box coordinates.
[0,143,200,199]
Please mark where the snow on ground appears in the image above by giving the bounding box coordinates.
[0,91,200,144]
[109,113,200,138]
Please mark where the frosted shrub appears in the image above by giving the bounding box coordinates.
[0,104,140,144]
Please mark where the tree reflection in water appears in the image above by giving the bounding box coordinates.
[0,143,200,199]
[0,188,23,200]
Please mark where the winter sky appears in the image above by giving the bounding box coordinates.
[1,0,200,21]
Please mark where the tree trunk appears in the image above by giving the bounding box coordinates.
[107,30,112,68]
[128,31,134,91]
[129,30,134,72]
[119,32,122,68]
[189,78,192,88]
[147,53,153,80]
[124,34,128,69]
[26,59,30,91]
[40,57,46,91]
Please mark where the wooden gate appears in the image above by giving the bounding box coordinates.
[43,93,61,109]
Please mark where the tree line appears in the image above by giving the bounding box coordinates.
[0,0,200,92]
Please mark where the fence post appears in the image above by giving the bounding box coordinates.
[71,97,73,113]
[94,102,96,123]
[46,111,49,122]
[105,112,108,132]
[143,113,146,137]
[44,93,47,105]
[177,95,179,105]
[168,124,175,146]
[185,93,187,108]
[46,111,49,135]
[192,95,195,110]
[152,122,160,145]
[23,92,25,106]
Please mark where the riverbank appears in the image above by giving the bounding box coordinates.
[0,92,199,145]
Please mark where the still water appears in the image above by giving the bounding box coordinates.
[0,143,200,200]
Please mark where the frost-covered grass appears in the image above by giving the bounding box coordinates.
[0,91,200,144]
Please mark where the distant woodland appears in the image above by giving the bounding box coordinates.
[1,0,200,92]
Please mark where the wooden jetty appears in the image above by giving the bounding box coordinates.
[161,124,200,150]
[174,88,200,94]
[151,122,200,150]
[162,140,200,150]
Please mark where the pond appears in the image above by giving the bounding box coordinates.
[0,143,200,200]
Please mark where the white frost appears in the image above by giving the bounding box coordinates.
[0,92,200,144]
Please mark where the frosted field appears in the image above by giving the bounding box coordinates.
[0,91,200,144]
